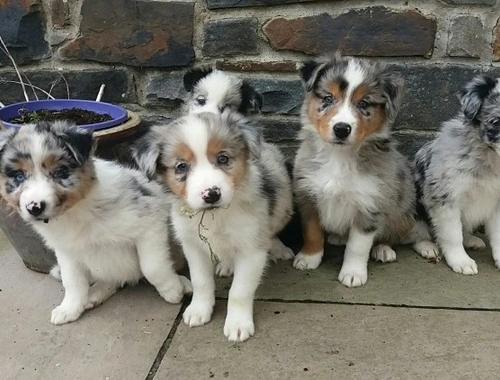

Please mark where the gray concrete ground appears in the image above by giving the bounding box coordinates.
[2,230,500,380]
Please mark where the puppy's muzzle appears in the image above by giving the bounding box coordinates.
[202,186,221,205]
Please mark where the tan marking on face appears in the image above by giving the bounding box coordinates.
[58,165,96,212]
[353,105,387,145]
[307,94,339,142]
[206,137,225,161]
[163,143,196,200]
[207,136,249,188]
[300,204,324,254]
[351,85,369,105]
[41,154,60,172]
[230,149,249,187]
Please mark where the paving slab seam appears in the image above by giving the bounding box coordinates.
[214,297,500,313]
[145,301,188,380]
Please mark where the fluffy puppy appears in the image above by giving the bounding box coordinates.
[183,67,263,115]
[293,53,415,287]
[414,75,500,275]
[0,121,192,324]
[183,67,293,275]
[133,111,293,342]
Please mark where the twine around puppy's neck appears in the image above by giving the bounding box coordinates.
[180,205,224,264]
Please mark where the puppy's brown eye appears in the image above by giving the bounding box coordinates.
[217,154,229,165]
[358,100,369,110]
[196,96,206,106]
[53,167,69,180]
[323,95,334,105]
[175,161,189,174]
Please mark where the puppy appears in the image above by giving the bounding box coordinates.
[183,67,263,115]
[133,111,293,342]
[413,75,500,275]
[293,53,415,287]
[0,121,192,324]
[184,67,293,276]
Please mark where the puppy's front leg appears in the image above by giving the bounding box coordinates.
[51,255,89,325]
[137,232,192,304]
[224,249,267,342]
[293,202,324,270]
[182,240,216,328]
[338,227,375,287]
[486,206,500,269]
[431,205,477,275]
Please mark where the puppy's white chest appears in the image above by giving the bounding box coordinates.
[310,157,379,233]
[461,178,500,224]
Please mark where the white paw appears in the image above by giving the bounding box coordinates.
[215,261,234,277]
[414,241,440,259]
[293,250,323,270]
[268,239,294,263]
[327,234,347,246]
[447,255,478,275]
[463,235,486,251]
[183,301,213,327]
[338,266,368,288]
[51,304,83,325]
[370,244,396,263]
[158,276,192,304]
[224,313,255,342]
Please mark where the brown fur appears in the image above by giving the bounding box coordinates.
[353,106,387,145]
[307,94,339,142]
[164,143,197,200]
[300,204,324,255]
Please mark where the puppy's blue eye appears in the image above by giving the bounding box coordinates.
[323,95,334,106]
[53,167,69,180]
[15,172,25,183]
[175,162,189,174]
[217,154,229,165]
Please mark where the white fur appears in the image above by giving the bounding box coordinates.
[32,159,192,324]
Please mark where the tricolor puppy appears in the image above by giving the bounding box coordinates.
[293,53,415,287]
[414,75,500,275]
[183,67,263,115]
[184,67,293,274]
[133,111,293,342]
[0,121,192,325]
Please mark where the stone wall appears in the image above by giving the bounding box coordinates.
[1,0,500,158]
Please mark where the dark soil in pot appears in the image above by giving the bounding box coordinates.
[9,108,112,125]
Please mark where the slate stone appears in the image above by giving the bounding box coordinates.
[447,15,485,58]
[216,60,298,72]
[207,0,318,9]
[0,0,51,65]
[203,18,259,57]
[493,18,500,61]
[140,71,186,108]
[264,7,437,57]
[60,0,194,67]
[246,78,304,115]
[0,69,134,104]
[442,0,496,5]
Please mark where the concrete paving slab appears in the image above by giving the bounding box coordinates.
[217,244,500,309]
[0,235,182,380]
[158,300,500,380]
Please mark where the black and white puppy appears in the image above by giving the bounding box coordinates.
[414,75,500,275]
[0,121,192,324]
[183,67,263,115]
[133,110,293,342]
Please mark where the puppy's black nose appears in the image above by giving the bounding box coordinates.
[333,123,352,140]
[26,201,46,217]
[202,187,221,204]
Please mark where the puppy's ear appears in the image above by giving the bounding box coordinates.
[50,122,94,165]
[132,128,162,179]
[300,59,329,92]
[183,67,214,92]
[380,71,404,122]
[460,75,497,122]
[239,82,263,113]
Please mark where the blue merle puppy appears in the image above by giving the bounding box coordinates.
[414,75,500,275]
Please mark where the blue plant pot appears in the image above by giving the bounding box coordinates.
[0,99,128,131]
